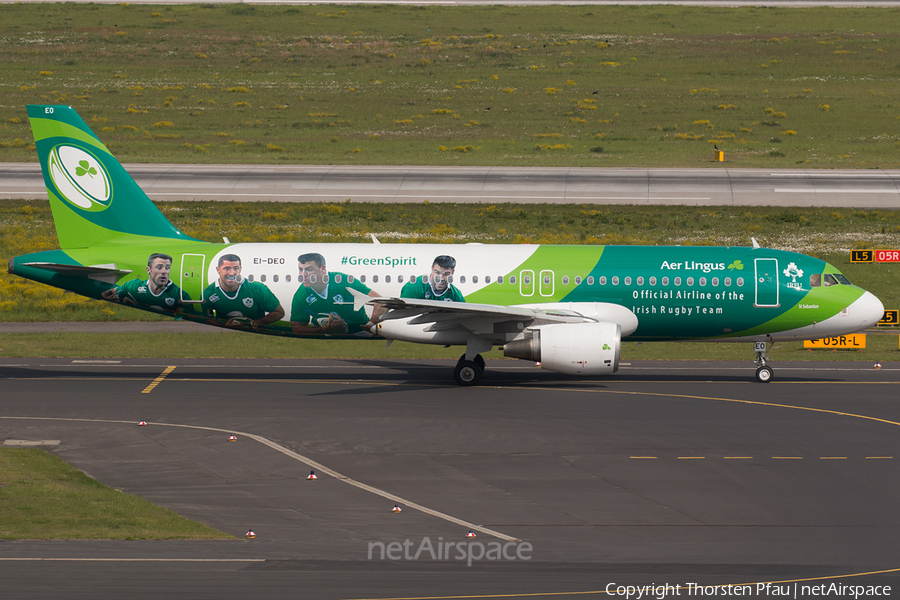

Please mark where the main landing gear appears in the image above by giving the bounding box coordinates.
[454,353,486,386]
[754,341,773,383]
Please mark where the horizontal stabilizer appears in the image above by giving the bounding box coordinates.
[21,262,131,284]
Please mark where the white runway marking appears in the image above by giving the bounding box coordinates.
[0,558,264,562]
[774,188,899,194]
[0,415,519,542]
[3,440,60,447]
[145,192,712,201]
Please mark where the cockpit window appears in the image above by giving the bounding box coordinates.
[834,274,852,286]
[809,273,821,287]
[823,274,839,287]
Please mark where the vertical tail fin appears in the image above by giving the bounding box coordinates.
[27,105,197,249]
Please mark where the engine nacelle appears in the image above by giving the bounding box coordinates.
[376,314,472,345]
[503,321,621,375]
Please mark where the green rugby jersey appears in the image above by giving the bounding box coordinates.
[202,280,281,321]
[400,278,466,303]
[291,272,371,333]
[117,279,188,311]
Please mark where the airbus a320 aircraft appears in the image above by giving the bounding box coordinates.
[8,105,885,385]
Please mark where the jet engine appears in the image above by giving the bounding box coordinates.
[503,321,621,375]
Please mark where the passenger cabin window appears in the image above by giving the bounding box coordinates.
[510,275,516,284]
[575,276,582,285]
[636,276,644,286]
[724,277,732,286]
[711,277,718,286]
[398,275,404,283]
[498,275,503,284]
[248,274,255,282]
[360,275,366,283]
[624,276,631,286]
[686,277,693,286]
[674,277,682,286]
[562,276,569,285]
[286,275,291,283]
[737,277,744,286]
[460,276,466,284]
[385,275,391,283]
[599,276,607,285]
[485,276,491,284]
[649,276,657,286]
[348,275,355,283]
[373,275,379,283]
[273,275,279,283]
[662,277,669,286]
[334,274,342,284]
[410,275,416,284]
[587,276,594,285]
[260,274,267,283]
[473,276,478,284]
[612,276,620,285]
[699,277,706,286]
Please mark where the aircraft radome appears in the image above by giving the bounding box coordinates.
[7,105,885,385]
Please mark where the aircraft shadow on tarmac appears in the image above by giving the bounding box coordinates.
[0,361,850,391]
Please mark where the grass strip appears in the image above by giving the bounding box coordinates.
[0,331,896,362]
[1,4,900,167]
[0,448,233,540]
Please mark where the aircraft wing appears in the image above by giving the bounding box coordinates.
[372,297,595,326]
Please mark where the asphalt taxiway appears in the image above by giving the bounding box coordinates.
[1,358,899,598]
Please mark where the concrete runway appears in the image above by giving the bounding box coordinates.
[2,357,899,598]
[4,163,900,207]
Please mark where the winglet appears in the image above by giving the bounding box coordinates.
[348,286,373,312]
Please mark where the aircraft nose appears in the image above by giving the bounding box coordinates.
[851,291,885,329]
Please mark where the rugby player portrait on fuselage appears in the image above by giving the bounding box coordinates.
[101,252,189,312]
[290,252,386,335]
[401,255,466,303]
[201,253,285,331]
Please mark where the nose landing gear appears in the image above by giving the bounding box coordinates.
[754,341,773,383]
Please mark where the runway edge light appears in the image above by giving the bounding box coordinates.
[229,434,238,442]
[466,531,476,538]
[307,470,317,480]
[139,420,146,427]
[246,529,256,539]
[875,363,883,369]
[392,505,402,513]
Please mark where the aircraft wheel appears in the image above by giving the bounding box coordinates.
[755,365,773,383]
[458,353,486,374]
[454,360,482,386]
